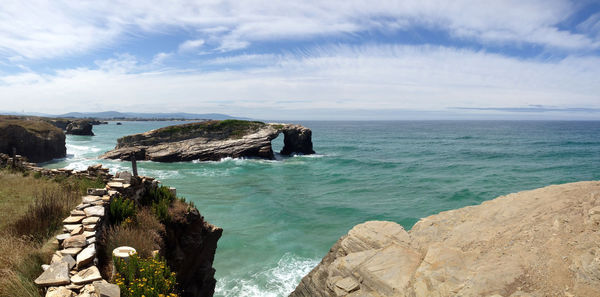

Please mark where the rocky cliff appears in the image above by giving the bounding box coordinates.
[100,120,314,162]
[0,116,66,163]
[290,181,600,297]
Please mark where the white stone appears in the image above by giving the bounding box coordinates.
[62,216,85,224]
[71,266,102,285]
[70,225,83,236]
[44,286,74,297]
[107,182,123,189]
[63,224,81,232]
[82,195,101,204]
[84,206,104,217]
[82,216,100,225]
[77,244,96,269]
[84,224,96,231]
[59,247,82,257]
[62,234,87,249]
[56,233,71,242]
[34,262,70,286]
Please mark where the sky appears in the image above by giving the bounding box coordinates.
[0,0,599,120]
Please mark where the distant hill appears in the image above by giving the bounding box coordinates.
[1,111,248,120]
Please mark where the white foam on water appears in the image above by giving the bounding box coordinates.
[214,253,318,297]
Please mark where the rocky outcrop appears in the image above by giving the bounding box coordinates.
[66,120,94,136]
[163,205,223,297]
[100,120,314,162]
[290,181,600,297]
[0,116,66,163]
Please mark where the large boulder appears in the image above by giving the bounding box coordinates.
[100,120,314,162]
[0,116,66,163]
[290,181,600,297]
[66,120,94,136]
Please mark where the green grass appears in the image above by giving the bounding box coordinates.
[0,115,63,137]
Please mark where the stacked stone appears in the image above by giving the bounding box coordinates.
[25,163,113,183]
[34,187,119,297]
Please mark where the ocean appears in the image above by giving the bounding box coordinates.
[44,120,600,297]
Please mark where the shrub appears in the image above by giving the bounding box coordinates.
[141,186,176,206]
[109,197,136,225]
[104,208,164,260]
[8,188,79,242]
[152,199,170,223]
[113,254,178,297]
[32,171,42,179]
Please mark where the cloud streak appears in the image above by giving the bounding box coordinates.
[0,0,598,60]
[1,44,599,119]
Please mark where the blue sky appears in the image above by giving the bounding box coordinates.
[0,0,599,120]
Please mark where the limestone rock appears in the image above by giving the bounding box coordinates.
[84,206,104,217]
[82,195,101,204]
[93,280,120,297]
[290,181,600,297]
[100,121,315,162]
[59,247,82,257]
[70,225,83,236]
[63,216,85,224]
[62,234,87,249]
[63,224,81,232]
[45,286,74,297]
[76,244,96,269]
[71,266,102,285]
[56,233,71,242]
[34,262,70,286]
[82,216,100,225]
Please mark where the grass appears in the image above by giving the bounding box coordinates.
[113,254,178,297]
[0,169,106,297]
[118,119,267,147]
[0,115,63,138]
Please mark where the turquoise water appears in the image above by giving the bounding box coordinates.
[45,121,600,297]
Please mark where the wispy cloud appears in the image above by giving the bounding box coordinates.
[1,44,599,117]
[178,39,205,53]
[0,1,598,60]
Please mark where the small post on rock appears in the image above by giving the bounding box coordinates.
[11,147,16,168]
[131,154,138,177]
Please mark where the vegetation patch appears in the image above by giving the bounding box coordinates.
[0,169,106,297]
[114,254,178,297]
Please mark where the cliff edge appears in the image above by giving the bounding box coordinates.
[0,116,66,163]
[290,181,600,297]
[100,120,314,162]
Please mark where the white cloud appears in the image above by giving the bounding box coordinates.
[1,44,598,118]
[0,0,598,60]
[178,39,205,53]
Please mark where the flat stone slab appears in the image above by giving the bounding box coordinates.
[70,209,85,216]
[107,190,118,197]
[71,266,102,285]
[83,231,96,238]
[63,224,81,232]
[87,188,107,196]
[56,233,71,242]
[101,195,111,202]
[107,182,123,188]
[336,277,360,293]
[34,261,70,286]
[45,286,74,297]
[63,234,87,249]
[70,225,84,236]
[84,206,104,217]
[76,203,92,210]
[82,195,101,204]
[86,237,96,245]
[58,247,82,257]
[62,216,85,224]
[76,244,96,269]
[84,224,96,231]
[82,217,100,225]
[93,280,120,297]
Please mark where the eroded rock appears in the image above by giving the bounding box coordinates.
[290,181,600,297]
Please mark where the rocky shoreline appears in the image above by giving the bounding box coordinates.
[290,181,600,297]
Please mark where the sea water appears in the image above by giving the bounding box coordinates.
[44,120,600,297]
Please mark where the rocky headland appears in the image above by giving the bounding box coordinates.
[0,115,66,163]
[290,181,600,297]
[100,120,314,162]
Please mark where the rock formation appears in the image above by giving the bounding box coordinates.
[66,120,95,136]
[0,116,66,163]
[290,181,600,297]
[100,120,314,162]
[163,206,223,297]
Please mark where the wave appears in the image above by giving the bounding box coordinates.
[214,253,318,297]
